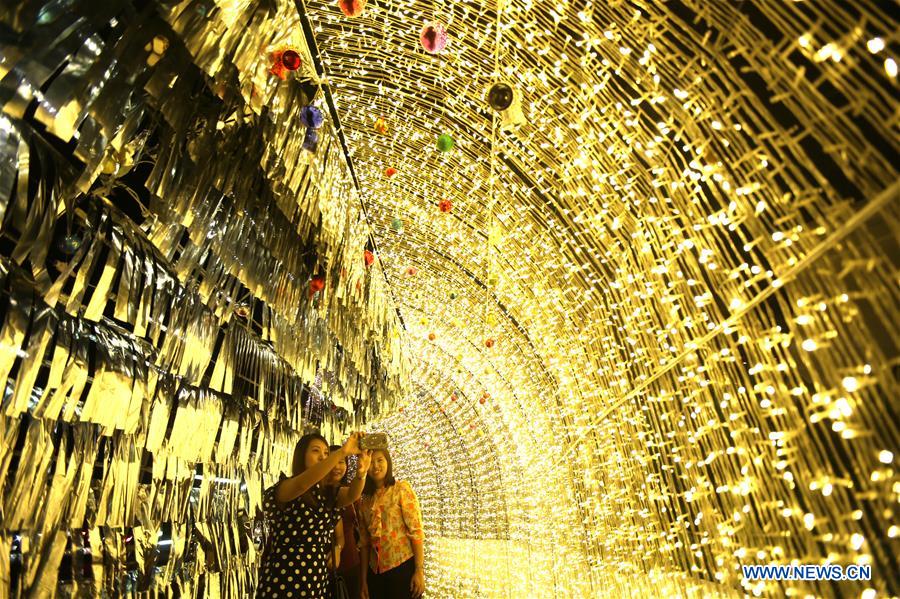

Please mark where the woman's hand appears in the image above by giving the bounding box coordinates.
[410,567,425,598]
[342,432,363,455]
[357,450,372,475]
[360,583,370,599]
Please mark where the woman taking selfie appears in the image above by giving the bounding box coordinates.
[358,449,425,599]
[326,445,363,599]
[257,432,371,598]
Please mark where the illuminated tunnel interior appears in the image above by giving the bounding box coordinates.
[0,0,897,597]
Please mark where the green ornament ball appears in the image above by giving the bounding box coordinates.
[437,133,455,152]
[390,217,404,232]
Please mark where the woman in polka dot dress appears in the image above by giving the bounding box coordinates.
[258,432,372,598]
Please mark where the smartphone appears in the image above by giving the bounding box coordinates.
[359,432,388,450]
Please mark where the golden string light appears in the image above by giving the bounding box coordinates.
[301,0,899,597]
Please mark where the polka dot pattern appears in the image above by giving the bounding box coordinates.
[257,484,341,598]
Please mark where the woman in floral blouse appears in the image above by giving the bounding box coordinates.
[358,449,425,599]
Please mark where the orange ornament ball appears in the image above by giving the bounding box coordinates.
[374,117,389,134]
[337,0,366,17]
[281,49,302,71]
[308,274,325,297]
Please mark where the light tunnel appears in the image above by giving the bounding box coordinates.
[0,0,897,597]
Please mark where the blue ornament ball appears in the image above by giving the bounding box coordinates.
[302,128,319,153]
[300,105,324,129]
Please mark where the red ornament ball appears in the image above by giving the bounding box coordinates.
[364,250,375,267]
[281,49,302,71]
[484,338,495,348]
[420,22,448,53]
[308,274,325,297]
[406,266,418,276]
[479,397,486,404]
[337,0,366,17]
[438,199,453,213]
[385,167,398,178]
[451,393,457,401]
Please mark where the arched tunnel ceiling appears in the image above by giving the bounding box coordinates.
[302,0,899,409]
[298,0,899,596]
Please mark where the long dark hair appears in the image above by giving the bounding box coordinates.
[290,432,337,507]
[362,448,396,496]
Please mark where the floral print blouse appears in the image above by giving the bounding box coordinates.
[357,480,424,574]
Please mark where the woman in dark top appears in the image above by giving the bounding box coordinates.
[257,432,371,598]
[327,445,362,599]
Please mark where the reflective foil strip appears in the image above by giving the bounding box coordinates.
[100,529,124,590]
[0,271,34,407]
[199,389,223,463]
[29,431,78,594]
[144,376,173,454]
[33,325,71,420]
[15,147,62,271]
[82,239,119,322]
[124,352,146,435]
[79,345,130,431]
[214,404,239,464]
[122,444,140,526]
[167,385,198,461]
[8,301,57,416]
[0,414,22,496]
[65,424,99,528]
[64,214,109,314]
[5,418,53,530]
[0,117,23,226]
[113,243,136,324]
[132,252,156,338]
[34,31,105,141]
[0,532,9,592]
[41,208,100,308]
[57,329,90,423]
[87,527,103,593]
